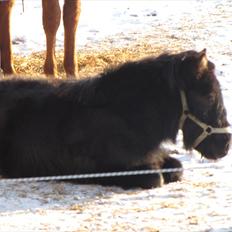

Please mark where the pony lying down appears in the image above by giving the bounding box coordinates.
[0,49,230,189]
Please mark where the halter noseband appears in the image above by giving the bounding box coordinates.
[179,90,231,149]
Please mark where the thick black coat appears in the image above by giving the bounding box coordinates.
[0,50,229,189]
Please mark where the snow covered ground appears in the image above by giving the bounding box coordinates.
[1,0,232,231]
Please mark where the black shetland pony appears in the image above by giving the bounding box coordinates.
[0,49,230,189]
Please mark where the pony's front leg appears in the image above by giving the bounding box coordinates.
[42,0,61,77]
[0,0,15,75]
[63,0,81,78]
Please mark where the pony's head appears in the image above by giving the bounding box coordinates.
[176,49,231,160]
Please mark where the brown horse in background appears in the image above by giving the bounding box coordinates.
[0,0,81,78]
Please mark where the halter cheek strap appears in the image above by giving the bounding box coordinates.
[179,90,231,149]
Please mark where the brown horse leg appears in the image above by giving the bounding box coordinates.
[42,0,61,77]
[0,0,15,75]
[63,0,81,78]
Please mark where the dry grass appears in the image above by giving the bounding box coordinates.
[12,42,183,79]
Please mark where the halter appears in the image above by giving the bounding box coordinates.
[179,90,231,149]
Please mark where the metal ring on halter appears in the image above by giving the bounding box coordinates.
[179,90,231,149]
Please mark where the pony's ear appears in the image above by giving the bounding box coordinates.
[196,49,208,79]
